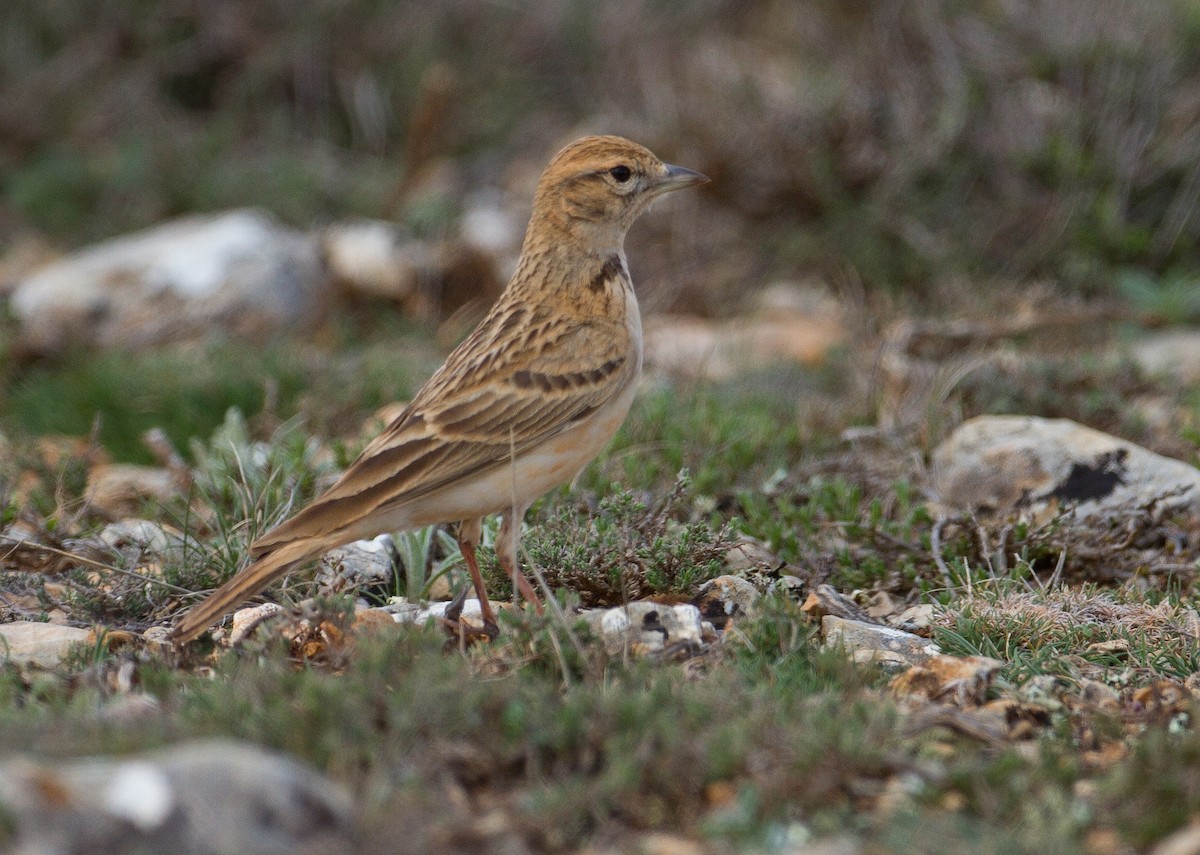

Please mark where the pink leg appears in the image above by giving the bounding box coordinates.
[498,510,544,614]
[457,518,497,626]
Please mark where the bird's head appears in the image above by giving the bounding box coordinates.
[529,135,708,255]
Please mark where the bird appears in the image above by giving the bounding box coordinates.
[169,135,708,644]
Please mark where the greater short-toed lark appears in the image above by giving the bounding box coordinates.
[170,135,708,644]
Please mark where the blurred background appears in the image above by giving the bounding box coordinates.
[8,0,1200,296]
[3,0,1200,458]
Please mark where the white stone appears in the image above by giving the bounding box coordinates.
[723,536,778,572]
[320,219,421,300]
[822,615,941,667]
[460,194,522,257]
[583,601,706,655]
[0,740,354,853]
[386,597,483,626]
[0,622,92,668]
[317,536,395,594]
[414,598,483,619]
[892,604,936,630]
[599,607,632,636]
[228,603,286,644]
[931,415,1200,519]
[98,519,179,555]
[1151,821,1200,855]
[105,762,175,830]
[11,209,325,351]
[643,299,845,381]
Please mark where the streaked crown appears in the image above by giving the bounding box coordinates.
[527,135,707,254]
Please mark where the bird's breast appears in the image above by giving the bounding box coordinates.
[621,274,644,375]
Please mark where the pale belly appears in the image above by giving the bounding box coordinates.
[395,375,640,527]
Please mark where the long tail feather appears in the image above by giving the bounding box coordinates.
[169,549,301,644]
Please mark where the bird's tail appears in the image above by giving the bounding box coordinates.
[169,547,304,645]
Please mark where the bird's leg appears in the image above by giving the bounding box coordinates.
[498,510,543,614]
[456,517,498,628]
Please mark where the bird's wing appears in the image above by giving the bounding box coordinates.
[249,313,634,557]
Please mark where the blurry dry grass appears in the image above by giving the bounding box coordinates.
[4,0,1200,311]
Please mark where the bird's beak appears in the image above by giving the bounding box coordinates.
[652,163,710,195]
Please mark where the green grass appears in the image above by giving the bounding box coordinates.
[0,313,432,464]
[1,342,302,463]
[606,386,794,494]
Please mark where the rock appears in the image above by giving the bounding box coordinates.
[644,310,845,381]
[0,622,92,668]
[1077,678,1121,711]
[426,570,453,601]
[10,209,325,353]
[389,597,483,622]
[723,535,779,573]
[776,574,805,596]
[691,575,759,628]
[228,603,287,645]
[384,597,493,635]
[582,601,706,657]
[1129,328,1200,386]
[323,228,506,325]
[0,739,354,855]
[6,517,184,577]
[379,600,425,623]
[821,616,941,669]
[460,191,523,262]
[98,519,183,562]
[1,518,40,544]
[351,607,398,637]
[85,464,180,518]
[859,590,899,620]
[319,219,422,301]
[316,536,396,595]
[142,626,172,645]
[900,702,1015,745]
[931,415,1200,519]
[801,585,875,623]
[892,604,936,631]
[644,285,845,381]
[890,654,1005,706]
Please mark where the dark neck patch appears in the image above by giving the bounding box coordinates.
[588,255,625,293]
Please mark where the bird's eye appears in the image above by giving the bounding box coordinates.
[609,165,632,183]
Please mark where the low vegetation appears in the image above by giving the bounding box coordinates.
[1,310,1200,852]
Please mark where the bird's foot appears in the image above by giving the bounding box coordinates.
[439,584,499,643]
